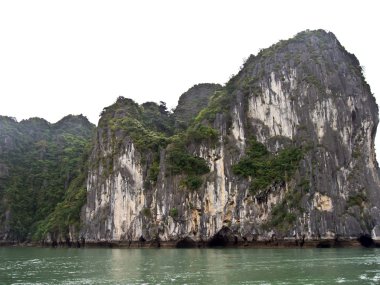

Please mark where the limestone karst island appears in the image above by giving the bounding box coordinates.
[1,30,380,248]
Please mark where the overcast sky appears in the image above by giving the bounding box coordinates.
[1,0,379,153]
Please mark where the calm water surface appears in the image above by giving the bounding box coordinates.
[0,247,379,284]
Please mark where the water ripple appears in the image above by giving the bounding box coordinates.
[0,248,379,285]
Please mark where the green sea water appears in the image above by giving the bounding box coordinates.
[0,247,379,284]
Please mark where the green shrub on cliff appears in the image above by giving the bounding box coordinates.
[164,134,210,190]
[232,139,303,193]
[166,138,209,176]
[194,89,231,124]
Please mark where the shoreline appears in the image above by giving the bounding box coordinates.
[2,238,380,249]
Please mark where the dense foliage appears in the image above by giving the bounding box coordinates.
[33,146,91,241]
[0,115,94,242]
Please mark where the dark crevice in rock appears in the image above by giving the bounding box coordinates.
[208,227,235,247]
[358,234,375,248]
[176,237,197,248]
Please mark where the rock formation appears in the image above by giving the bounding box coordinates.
[82,30,380,246]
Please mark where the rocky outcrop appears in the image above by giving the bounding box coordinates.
[82,30,380,246]
[173,83,222,129]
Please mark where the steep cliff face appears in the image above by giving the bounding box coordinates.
[83,30,380,245]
